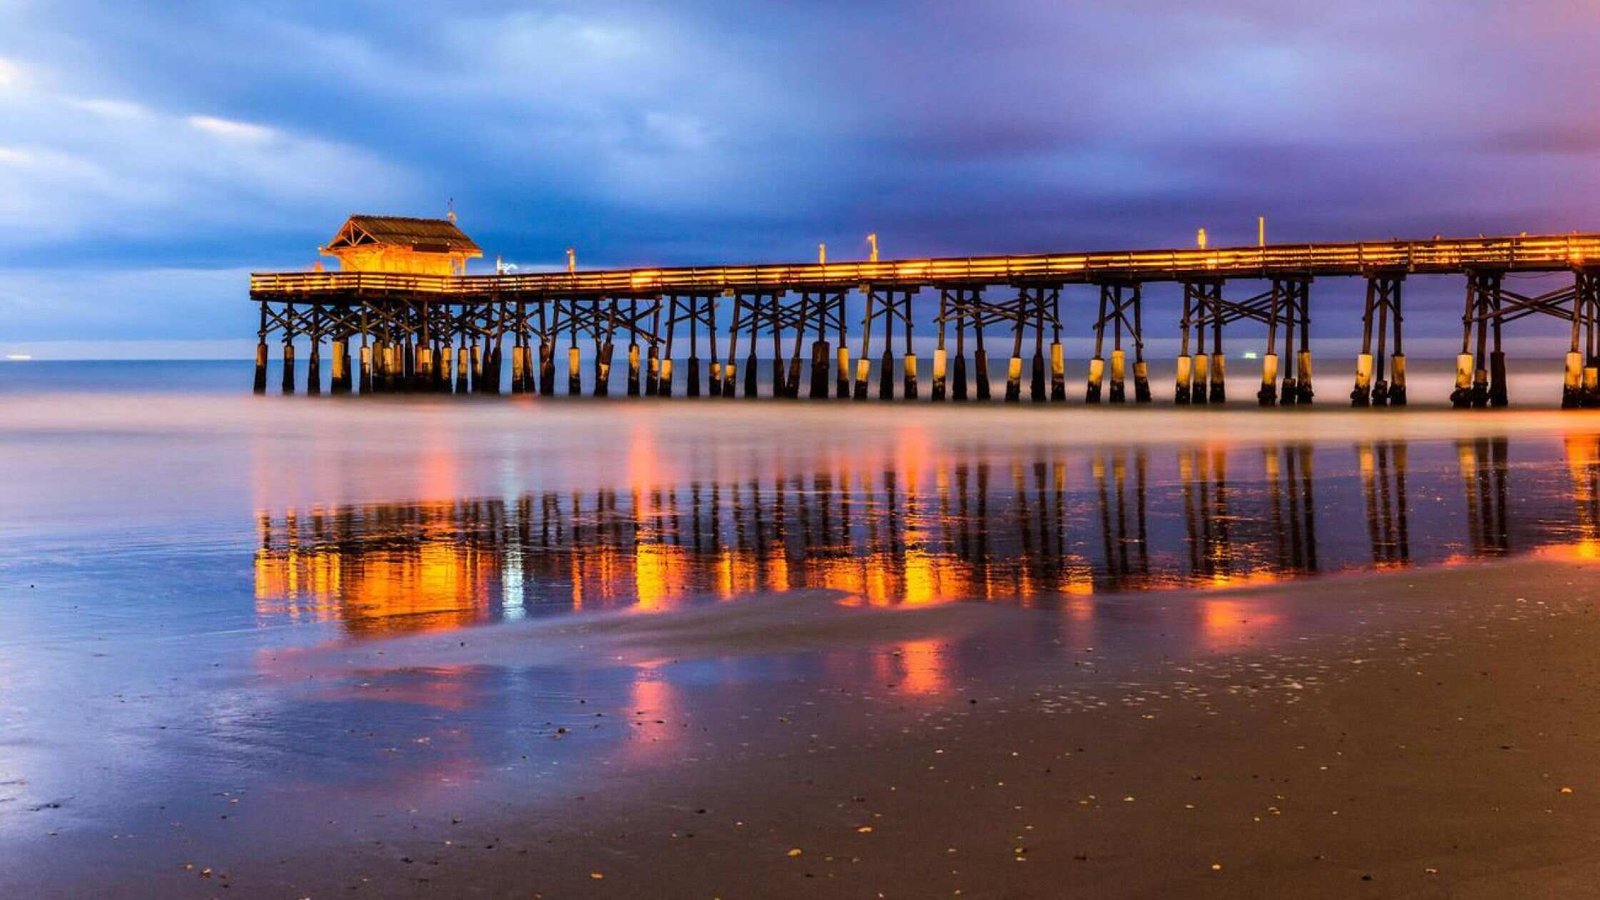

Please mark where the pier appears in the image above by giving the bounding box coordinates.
[250,216,1600,408]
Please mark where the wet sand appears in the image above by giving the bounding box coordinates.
[10,384,1600,898]
[49,552,1600,898]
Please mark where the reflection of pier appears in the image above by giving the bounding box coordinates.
[1093,450,1150,589]
[1359,442,1411,567]
[252,437,1598,636]
[1457,438,1511,556]
[1565,435,1600,545]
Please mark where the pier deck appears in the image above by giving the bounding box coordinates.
[248,230,1600,409]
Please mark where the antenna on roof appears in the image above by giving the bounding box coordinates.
[447,198,457,224]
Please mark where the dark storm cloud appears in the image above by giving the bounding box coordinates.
[0,0,1598,343]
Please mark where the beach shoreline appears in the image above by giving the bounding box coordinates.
[22,554,1600,898]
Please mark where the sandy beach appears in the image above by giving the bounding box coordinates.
[7,391,1600,898]
[18,551,1597,898]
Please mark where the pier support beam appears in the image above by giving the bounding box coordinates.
[1569,272,1600,408]
[1049,289,1065,402]
[280,304,297,394]
[854,289,874,400]
[646,300,663,397]
[254,340,269,395]
[1001,286,1056,403]
[307,338,322,396]
[1453,271,1504,408]
[1089,283,1145,404]
[1179,283,1224,405]
[253,301,269,394]
[281,340,296,395]
[595,300,617,398]
[1352,275,1404,408]
[332,337,351,394]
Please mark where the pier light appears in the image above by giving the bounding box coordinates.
[567,248,577,274]
[1258,216,1266,248]
[868,233,879,263]
[819,243,827,265]
[1197,227,1208,250]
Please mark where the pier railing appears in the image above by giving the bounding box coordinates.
[252,232,1600,299]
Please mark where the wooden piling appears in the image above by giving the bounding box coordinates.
[953,298,969,401]
[743,295,760,399]
[1352,280,1376,406]
[1487,275,1508,408]
[307,339,323,395]
[707,294,722,398]
[1049,290,1065,402]
[1087,286,1107,403]
[1175,288,1193,405]
[903,294,918,401]
[1190,287,1209,406]
[658,303,676,397]
[1279,285,1298,406]
[878,292,896,401]
[1131,287,1150,403]
[855,290,874,400]
[685,297,703,397]
[415,344,434,394]
[974,317,991,401]
[810,338,830,399]
[721,295,738,398]
[646,301,663,397]
[253,340,269,394]
[836,305,851,399]
[535,300,553,396]
[538,339,554,397]
[1029,293,1047,403]
[595,339,614,398]
[281,340,296,394]
[1109,290,1127,403]
[1208,287,1225,403]
[253,302,270,394]
[1005,292,1025,403]
[331,338,350,394]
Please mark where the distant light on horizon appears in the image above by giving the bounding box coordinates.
[6,353,34,360]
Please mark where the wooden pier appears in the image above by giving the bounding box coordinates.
[250,217,1600,407]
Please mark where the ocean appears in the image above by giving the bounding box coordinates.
[4,359,1600,892]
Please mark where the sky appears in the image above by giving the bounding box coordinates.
[1,0,1599,357]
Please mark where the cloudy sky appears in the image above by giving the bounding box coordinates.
[1,0,1598,355]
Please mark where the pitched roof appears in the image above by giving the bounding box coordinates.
[324,215,482,255]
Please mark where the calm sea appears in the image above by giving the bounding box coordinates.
[4,359,1600,891]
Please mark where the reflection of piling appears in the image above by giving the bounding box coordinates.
[1359,441,1410,565]
[1094,448,1150,588]
[1458,437,1510,554]
[1564,435,1600,539]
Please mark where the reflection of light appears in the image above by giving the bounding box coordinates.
[622,668,682,760]
[502,546,526,621]
[1198,597,1284,652]
[634,543,687,612]
[255,503,497,636]
[895,640,947,696]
